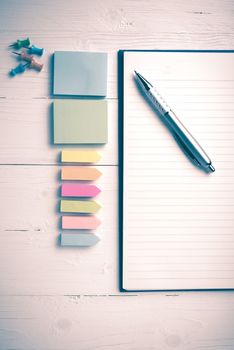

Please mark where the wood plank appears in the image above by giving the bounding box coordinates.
[1,31,234,99]
[0,98,118,165]
[1,0,234,33]
[0,294,234,349]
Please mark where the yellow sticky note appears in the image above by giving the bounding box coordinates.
[61,150,101,163]
[60,200,101,213]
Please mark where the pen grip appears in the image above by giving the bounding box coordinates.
[149,88,170,115]
[165,110,212,167]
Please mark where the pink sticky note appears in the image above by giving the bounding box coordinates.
[62,216,101,230]
[61,184,101,197]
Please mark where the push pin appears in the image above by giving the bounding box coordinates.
[12,50,33,62]
[27,45,44,56]
[9,63,28,77]
[9,38,30,49]
[29,58,44,71]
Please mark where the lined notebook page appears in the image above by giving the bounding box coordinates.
[122,51,234,291]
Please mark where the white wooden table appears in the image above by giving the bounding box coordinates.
[0,1,234,349]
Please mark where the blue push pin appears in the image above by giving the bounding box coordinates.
[27,45,44,56]
[10,63,28,77]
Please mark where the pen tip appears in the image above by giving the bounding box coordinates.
[134,70,139,76]
[208,164,215,172]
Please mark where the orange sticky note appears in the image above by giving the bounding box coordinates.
[61,167,102,181]
[62,216,101,230]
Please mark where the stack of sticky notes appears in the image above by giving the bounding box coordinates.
[53,51,108,247]
[53,51,107,96]
[53,51,108,146]
[60,149,102,247]
[53,99,107,144]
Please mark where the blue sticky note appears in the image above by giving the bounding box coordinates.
[53,51,108,96]
[60,232,100,247]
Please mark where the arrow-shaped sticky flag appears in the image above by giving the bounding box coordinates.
[60,200,101,213]
[62,215,101,230]
[61,184,101,197]
[61,232,100,247]
[61,166,102,181]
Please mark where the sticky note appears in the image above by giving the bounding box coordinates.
[61,232,100,247]
[62,216,101,230]
[61,150,101,163]
[61,184,101,197]
[53,100,108,144]
[53,51,107,96]
[60,200,101,213]
[61,167,102,181]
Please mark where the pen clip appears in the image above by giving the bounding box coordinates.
[172,132,202,169]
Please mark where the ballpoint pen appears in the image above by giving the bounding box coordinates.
[134,71,215,173]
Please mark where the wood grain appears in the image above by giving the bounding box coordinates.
[0,294,234,349]
[0,0,234,348]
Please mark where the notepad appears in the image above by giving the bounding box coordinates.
[53,51,107,96]
[53,100,108,144]
[119,50,234,291]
